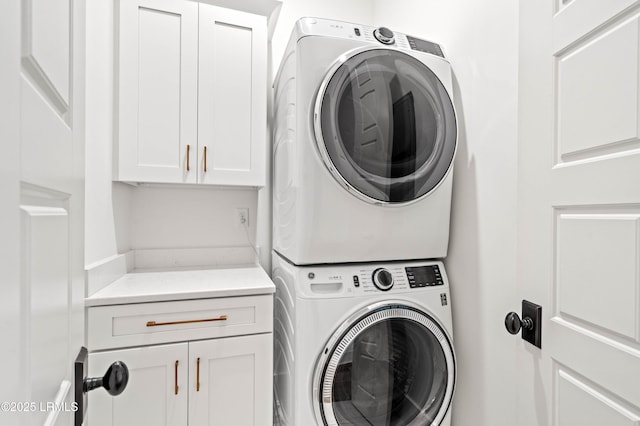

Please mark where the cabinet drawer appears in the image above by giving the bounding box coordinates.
[88,295,272,350]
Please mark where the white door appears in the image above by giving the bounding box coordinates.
[2,0,85,425]
[87,344,188,426]
[518,0,640,424]
[189,334,272,426]
[0,0,23,423]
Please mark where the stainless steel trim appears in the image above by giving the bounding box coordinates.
[312,46,459,207]
[312,300,456,426]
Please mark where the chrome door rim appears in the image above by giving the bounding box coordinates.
[312,301,456,426]
[312,47,458,207]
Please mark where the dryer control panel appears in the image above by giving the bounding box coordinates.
[295,17,446,59]
[406,36,445,57]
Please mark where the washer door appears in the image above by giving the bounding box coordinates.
[314,304,456,426]
[315,49,457,205]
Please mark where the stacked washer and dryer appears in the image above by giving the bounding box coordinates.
[272,18,458,426]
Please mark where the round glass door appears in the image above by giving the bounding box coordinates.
[315,49,457,204]
[314,304,456,426]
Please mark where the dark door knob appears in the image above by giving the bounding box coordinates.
[84,361,129,396]
[504,300,542,348]
[504,312,534,334]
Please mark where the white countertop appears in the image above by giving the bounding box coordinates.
[85,264,275,307]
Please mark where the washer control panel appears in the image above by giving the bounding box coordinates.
[295,257,448,298]
[351,262,446,294]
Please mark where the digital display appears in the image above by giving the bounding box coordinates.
[406,36,444,58]
[406,266,443,288]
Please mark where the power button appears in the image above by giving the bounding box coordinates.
[352,275,360,287]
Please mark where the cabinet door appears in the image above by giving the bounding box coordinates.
[189,334,273,426]
[116,0,198,183]
[87,343,188,426]
[198,5,267,186]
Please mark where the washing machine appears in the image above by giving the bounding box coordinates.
[273,18,458,265]
[272,251,456,426]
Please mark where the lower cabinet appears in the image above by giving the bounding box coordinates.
[88,343,188,426]
[188,336,272,425]
[87,334,272,426]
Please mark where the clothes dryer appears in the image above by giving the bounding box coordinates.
[273,18,458,264]
[272,251,456,426]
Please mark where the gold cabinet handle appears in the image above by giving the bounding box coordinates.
[196,357,201,392]
[186,144,191,171]
[175,360,179,395]
[146,315,228,327]
[203,146,207,172]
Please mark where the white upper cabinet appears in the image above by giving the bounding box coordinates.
[115,0,267,186]
[116,0,198,184]
[198,5,267,186]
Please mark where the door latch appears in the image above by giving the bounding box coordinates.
[505,300,542,348]
[74,347,129,426]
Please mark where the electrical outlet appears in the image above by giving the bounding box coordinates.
[237,208,249,227]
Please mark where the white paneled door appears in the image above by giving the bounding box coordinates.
[2,0,85,425]
[518,0,640,424]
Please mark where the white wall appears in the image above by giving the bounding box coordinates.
[128,185,258,249]
[371,1,519,425]
[0,0,22,407]
[85,0,117,267]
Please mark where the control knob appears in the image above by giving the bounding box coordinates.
[374,26,395,45]
[372,268,394,291]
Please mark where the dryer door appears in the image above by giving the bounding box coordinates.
[315,49,457,205]
[314,304,456,426]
